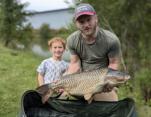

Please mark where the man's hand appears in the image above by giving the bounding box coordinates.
[53,80,64,93]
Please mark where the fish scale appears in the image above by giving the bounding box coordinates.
[47,69,107,101]
[37,68,130,104]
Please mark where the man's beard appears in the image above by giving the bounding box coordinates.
[81,24,97,37]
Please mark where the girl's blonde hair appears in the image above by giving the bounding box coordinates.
[48,37,66,49]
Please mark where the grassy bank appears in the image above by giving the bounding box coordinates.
[0,44,42,117]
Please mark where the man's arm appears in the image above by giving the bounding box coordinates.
[107,35,122,70]
[102,57,121,92]
[108,57,120,70]
[66,54,81,74]
[104,36,122,92]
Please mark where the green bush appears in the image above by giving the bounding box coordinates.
[135,68,151,105]
[39,23,51,42]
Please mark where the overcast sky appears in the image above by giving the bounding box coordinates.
[21,0,73,12]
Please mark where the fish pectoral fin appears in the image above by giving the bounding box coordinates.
[61,91,70,97]
[42,89,54,104]
[107,80,122,87]
[92,84,104,94]
[84,93,92,101]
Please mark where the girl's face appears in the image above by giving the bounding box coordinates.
[50,41,65,60]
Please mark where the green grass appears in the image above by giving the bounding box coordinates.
[0,44,151,117]
[0,44,43,117]
[117,80,151,117]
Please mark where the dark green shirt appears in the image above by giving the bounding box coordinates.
[67,28,121,71]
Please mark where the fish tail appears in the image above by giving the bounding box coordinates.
[36,83,55,103]
[36,84,50,95]
[42,88,54,103]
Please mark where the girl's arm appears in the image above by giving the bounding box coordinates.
[37,73,44,87]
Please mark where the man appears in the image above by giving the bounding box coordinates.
[66,3,122,101]
[20,4,137,117]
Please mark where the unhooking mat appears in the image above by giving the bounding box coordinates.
[19,90,137,117]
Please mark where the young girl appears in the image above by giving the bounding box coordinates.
[37,37,68,86]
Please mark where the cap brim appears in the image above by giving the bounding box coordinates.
[75,12,96,20]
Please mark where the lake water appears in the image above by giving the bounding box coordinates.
[32,44,70,62]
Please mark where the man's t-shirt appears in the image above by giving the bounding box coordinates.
[67,28,121,71]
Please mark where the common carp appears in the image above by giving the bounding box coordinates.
[36,68,130,104]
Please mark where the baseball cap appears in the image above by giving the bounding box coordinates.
[74,3,96,20]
